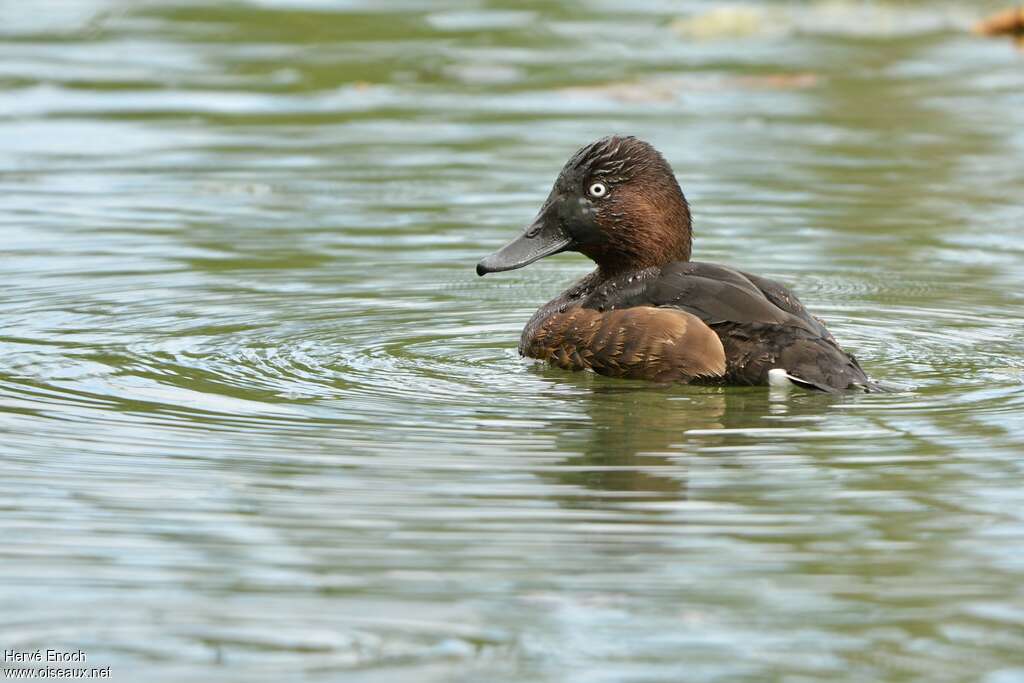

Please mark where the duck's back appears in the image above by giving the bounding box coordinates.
[521,261,874,391]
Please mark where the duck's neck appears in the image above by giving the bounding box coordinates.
[594,227,692,280]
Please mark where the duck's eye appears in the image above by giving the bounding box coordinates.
[588,182,607,198]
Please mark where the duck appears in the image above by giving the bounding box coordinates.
[476,135,876,392]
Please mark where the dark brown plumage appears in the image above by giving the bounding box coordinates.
[477,135,877,392]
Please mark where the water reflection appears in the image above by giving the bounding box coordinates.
[536,373,866,508]
[541,382,719,504]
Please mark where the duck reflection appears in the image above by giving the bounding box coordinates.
[532,366,841,508]
[531,369,720,506]
[552,385,720,504]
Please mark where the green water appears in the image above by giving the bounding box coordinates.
[2,1,1023,681]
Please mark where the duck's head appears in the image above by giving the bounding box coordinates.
[476,135,692,277]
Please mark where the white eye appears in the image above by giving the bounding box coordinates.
[588,182,607,198]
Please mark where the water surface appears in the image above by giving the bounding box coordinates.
[2,1,1024,681]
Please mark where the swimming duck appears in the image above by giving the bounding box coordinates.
[476,135,875,392]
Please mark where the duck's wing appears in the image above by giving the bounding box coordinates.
[582,261,872,391]
[737,270,836,343]
[734,268,874,387]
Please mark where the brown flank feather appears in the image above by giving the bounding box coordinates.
[522,304,725,382]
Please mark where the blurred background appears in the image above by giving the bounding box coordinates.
[1,1,1023,681]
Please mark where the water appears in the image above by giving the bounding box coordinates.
[2,1,1024,680]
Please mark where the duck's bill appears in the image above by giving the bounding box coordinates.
[476,218,571,276]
